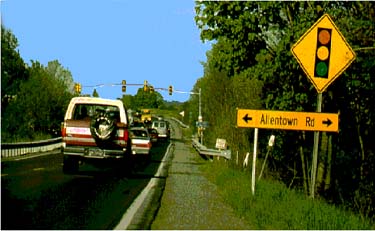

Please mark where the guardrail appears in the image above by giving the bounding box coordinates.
[191,138,231,160]
[1,137,63,158]
[170,117,189,128]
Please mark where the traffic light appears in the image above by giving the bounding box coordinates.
[122,80,126,92]
[168,85,173,95]
[74,83,81,94]
[149,86,154,93]
[314,28,332,78]
[144,80,148,92]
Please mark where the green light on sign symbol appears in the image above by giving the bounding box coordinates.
[314,28,332,78]
[316,62,328,76]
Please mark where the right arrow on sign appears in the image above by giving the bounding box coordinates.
[322,118,332,127]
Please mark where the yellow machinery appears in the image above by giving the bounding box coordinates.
[141,109,152,123]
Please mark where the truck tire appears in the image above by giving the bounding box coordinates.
[90,113,116,142]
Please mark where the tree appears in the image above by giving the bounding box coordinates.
[46,60,74,94]
[92,89,99,97]
[194,1,375,217]
[121,94,134,109]
[132,88,164,109]
[2,61,73,140]
[1,26,29,113]
[1,27,74,141]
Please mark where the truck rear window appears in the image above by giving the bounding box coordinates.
[73,104,120,121]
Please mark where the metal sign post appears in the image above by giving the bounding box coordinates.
[291,14,355,198]
[251,128,259,196]
[311,93,322,198]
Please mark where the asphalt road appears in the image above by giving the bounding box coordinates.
[1,141,170,230]
[1,119,241,230]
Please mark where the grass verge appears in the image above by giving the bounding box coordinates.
[200,160,374,230]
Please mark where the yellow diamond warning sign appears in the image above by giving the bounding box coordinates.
[291,14,356,93]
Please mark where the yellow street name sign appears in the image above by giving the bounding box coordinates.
[237,109,339,132]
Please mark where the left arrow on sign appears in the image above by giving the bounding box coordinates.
[243,114,252,123]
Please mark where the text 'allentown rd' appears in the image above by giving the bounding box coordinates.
[237,109,339,132]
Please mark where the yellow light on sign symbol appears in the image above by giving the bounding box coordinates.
[317,46,329,60]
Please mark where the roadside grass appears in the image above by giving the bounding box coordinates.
[200,160,374,230]
[152,109,179,119]
[1,132,53,143]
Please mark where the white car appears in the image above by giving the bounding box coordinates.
[130,127,152,155]
[151,120,170,140]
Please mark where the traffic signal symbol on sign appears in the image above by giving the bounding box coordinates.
[291,14,356,93]
[314,28,332,78]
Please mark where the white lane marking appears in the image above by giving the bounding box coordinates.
[13,150,61,161]
[114,143,173,230]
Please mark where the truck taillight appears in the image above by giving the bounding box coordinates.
[123,129,129,142]
[61,122,66,137]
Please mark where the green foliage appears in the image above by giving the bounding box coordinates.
[193,1,375,218]
[1,26,29,112]
[201,161,374,229]
[129,88,164,110]
[2,61,73,141]
[92,89,99,97]
[1,26,74,142]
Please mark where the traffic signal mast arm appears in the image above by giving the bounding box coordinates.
[79,81,199,95]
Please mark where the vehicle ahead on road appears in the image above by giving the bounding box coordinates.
[147,128,159,143]
[61,97,131,173]
[141,109,152,124]
[151,120,170,140]
[130,120,146,128]
[129,127,152,155]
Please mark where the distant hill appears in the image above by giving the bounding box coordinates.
[163,100,183,108]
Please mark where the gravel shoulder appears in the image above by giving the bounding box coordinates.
[151,133,250,229]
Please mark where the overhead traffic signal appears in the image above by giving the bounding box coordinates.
[144,80,148,92]
[122,80,126,92]
[74,83,82,94]
[168,85,173,95]
[314,28,332,78]
[149,86,154,93]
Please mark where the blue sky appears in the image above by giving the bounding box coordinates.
[1,0,212,102]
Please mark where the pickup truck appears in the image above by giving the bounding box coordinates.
[61,97,131,173]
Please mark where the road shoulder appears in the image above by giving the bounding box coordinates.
[151,139,250,230]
